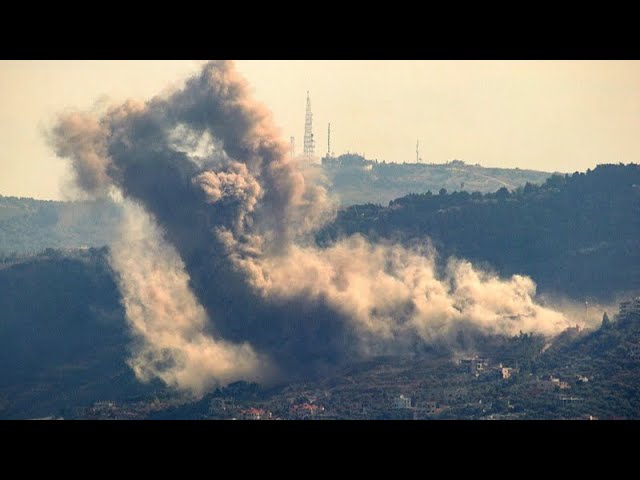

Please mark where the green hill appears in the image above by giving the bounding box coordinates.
[0,158,551,255]
[0,195,121,256]
[2,163,640,418]
[319,163,640,301]
[319,155,554,206]
[0,248,163,419]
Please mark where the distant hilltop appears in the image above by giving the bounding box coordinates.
[319,153,555,206]
[0,156,568,256]
[0,196,121,256]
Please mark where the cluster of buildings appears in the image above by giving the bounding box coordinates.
[459,356,490,377]
[208,395,326,420]
[393,394,412,409]
[238,408,272,420]
[392,394,446,419]
[458,356,516,380]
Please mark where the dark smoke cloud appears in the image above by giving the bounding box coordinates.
[110,202,268,396]
[51,60,572,396]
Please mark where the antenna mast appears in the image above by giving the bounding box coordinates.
[303,91,315,161]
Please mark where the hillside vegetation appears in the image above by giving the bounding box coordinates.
[2,163,640,418]
[318,163,640,301]
[0,196,121,256]
[320,155,553,206]
[0,158,551,255]
[0,248,161,419]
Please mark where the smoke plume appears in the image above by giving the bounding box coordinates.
[50,60,573,396]
[110,202,268,397]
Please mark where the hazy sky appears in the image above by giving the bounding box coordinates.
[1,60,639,200]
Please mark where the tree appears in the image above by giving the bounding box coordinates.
[523,182,536,195]
[496,187,510,200]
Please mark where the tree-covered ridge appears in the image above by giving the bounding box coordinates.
[318,163,640,301]
[0,248,165,419]
[0,158,551,254]
[0,195,122,256]
[320,154,554,206]
[1,250,639,419]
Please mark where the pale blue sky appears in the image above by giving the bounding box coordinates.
[1,60,639,199]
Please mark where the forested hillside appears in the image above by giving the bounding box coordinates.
[0,248,161,419]
[320,155,553,206]
[2,160,640,418]
[318,164,640,300]
[0,158,552,255]
[0,196,121,255]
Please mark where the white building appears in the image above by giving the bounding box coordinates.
[394,394,411,409]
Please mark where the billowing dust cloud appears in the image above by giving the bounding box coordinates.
[50,60,573,396]
[110,202,268,396]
